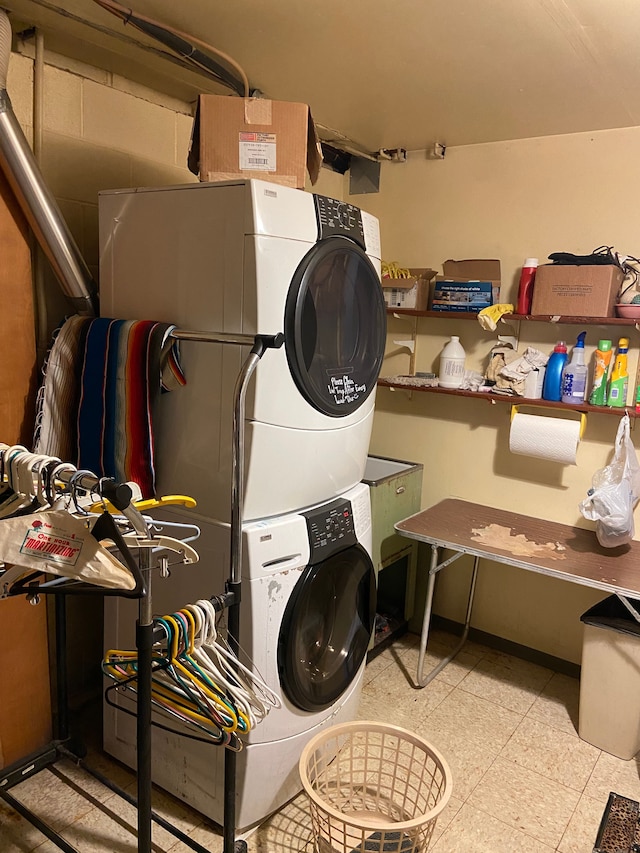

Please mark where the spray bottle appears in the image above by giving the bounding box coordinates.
[561,331,588,404]
[588,340,613,406]
[607,338,630,408]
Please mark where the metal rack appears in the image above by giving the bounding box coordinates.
[0,328,284,853]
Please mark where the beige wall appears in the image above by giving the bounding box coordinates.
[349,132,640,663]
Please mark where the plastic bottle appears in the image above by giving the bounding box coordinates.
[438,336,466,389]
[516,258,539,315]
[588,339,613,406]
[607,338,630,408]
[561,331,588,404]
[542,341,568,401]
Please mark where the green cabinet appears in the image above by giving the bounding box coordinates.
[363,455,423,653]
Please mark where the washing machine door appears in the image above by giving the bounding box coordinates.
[277,543,376,712]
[284,236,386,418]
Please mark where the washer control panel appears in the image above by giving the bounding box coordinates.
[304,497,358,564]
[314,195,365,247]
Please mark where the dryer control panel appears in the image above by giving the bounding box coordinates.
[314,195,365,248]
[304,497,358,565]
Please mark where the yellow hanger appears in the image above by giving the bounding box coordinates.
[89,494,197,514]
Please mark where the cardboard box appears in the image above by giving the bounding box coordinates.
[530,264,624,317]
[431,280,493,312]
[432,259,501,308]
[382,268,437,311]
[188,95,323,189]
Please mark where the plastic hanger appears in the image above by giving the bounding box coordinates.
[120,531,200,565]
[88,494,197,514]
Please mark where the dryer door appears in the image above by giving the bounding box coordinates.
[277,543,376,712]
[284,236,386,418]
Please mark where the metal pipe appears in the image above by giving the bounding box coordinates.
[0,12,97,316]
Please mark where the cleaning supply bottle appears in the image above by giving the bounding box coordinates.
[516,258,539,315]
[438,336,466,389]
[588,339,613,406]
[542,341,568,401]
[561,331,588,404]
[607,338,630,408]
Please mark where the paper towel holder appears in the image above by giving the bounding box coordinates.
[510,404,587,439]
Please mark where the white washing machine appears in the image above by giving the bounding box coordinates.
[103,481,375,830]
[99,179,386,522]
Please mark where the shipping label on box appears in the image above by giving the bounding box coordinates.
[431,280,493,312]
[238,131,277,171]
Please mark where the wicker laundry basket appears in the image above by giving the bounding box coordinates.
[299,720,452,853]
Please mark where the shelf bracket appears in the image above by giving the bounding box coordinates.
[497,318,520,352]
[390,312,419,376]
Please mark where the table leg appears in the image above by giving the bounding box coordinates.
[416,551,480,688]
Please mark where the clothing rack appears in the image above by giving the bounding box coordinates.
[0,328,284,853]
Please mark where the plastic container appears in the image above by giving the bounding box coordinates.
[299,720,452,853]
[607,337,630,408]
[561,331,588,404]
[579,595,640,759]
[542,341,568,401]
[523,366,546,399]
[588,339,613,407]
[438,336,466,389]
[516,258,538,315]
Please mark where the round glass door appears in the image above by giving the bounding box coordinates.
[284,236,386,417]
[277,544,376,712]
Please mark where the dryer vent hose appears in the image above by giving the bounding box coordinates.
[0,11,97,315]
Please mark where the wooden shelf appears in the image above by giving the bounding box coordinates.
[506,313,640,326]
[386,308,640,325]
[376,378,638,416]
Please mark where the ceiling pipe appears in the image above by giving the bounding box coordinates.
[0,11,97,316]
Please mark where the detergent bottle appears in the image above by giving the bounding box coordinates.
[542,341,568,401]
[607,338,630,408]
[561,331,588,404]
[515,258,539,315]
[438,336,466,389]
[588,339,613,406]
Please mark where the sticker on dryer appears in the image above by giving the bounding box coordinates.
[239,132,276,172]
[327,375,366,405]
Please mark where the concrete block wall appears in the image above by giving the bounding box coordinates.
[8,44,197,290]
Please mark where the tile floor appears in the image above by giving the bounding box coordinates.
[2,627,639,852]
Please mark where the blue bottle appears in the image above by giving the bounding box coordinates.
[542,341,568,401]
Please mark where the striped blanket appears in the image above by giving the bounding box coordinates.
[35,317,185,498]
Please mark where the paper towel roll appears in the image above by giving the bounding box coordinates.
[509,412,581,464]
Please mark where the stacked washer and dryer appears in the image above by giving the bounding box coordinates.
[99,179,387,830]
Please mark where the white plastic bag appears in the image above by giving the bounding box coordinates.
[579,413,640,548]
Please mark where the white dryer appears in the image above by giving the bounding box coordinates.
[103,481,375,830]
[99,180,386,522]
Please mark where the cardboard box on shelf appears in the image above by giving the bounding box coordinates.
[431,280,493,313]
[530,264,624,317]
[382,268,437,311]
[188,95,323,189]
[431,259,502,309]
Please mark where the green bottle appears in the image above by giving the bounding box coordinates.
[607,338,630,408]
[588,340,612,406]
